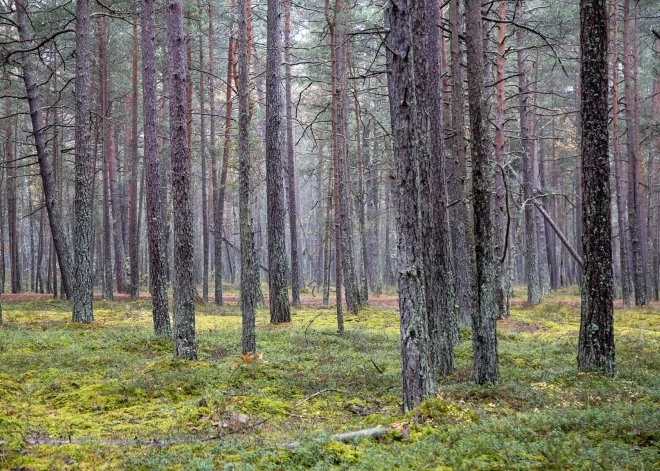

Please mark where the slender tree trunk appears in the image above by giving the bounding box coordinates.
[167,0,197,360]
[14,0,73,299]
[5,97,18,294]
[449,0,472,327]
[266,0,292,324]
[353,88,370,305]
[465,0,498,384]
[622,0,645,305]
[129,19,140,300]
[238,0,258,353]
[494,0,509,317]
[284,0,301,307]
[326,0,344,333]
[72,0,94,323]
[611,0,631,307]
[578,0,615,375]
[142,0,171,336]
[198,8,209,303]
[516,0,541,305]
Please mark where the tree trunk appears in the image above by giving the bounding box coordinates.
[166,0,197,360]
[266,0,292,324]
[72,0,94,323]
[284,0,301,307]
[385,0,435,411]
[128,19,140,300]
[238,0,258,353]
[465,0,499,384]
[14,0,73,299]
[449,0,473,327]
[494,0,510,317]
[198,7,209,303]
[516,0,541,306]
[622,0,646,305]
[326,0,344,333]
[142,0,171,336]
[578,0,615,375]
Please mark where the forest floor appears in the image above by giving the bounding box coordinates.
[0,287,658,470]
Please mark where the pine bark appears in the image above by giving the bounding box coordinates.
[578,0,615,375]
[167,0,197,359]
[465,0,499,384]
[385,0,435,411]
[142,0,171,336]
[622,0,646,305]
[448,0,473,327]
[72,0,94,323]
[198,9,209,303]
[266,0,292,324]
[515,0,541,306]
[238,0,258,353]
[128,20,140,300]
[284,0,302,307]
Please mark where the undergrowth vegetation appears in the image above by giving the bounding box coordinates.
[0,288,658,470]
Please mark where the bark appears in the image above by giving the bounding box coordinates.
[284,0,302,307]
[72,0,94,323]
[198,8,209,303]
[353,89,369,305]
[129,19,140,300]
[515,0,541,306]
[494,0,509,317]
[385,0,435,411]
[449,0,473,327]
[5,97,19,294]
[610,0,631,307]
[465,0,499,384]
[326,0,344,333]
[167,0,197,360]
[266,0,292,324]
[15,0,73,299]
[238,0,258,353]
[622,0,646,305]
[410,0,457,376]
[578,0,615,375]
[142,0,171,336]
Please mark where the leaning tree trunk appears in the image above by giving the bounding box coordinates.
[577,0,615,375]
[166,0,197,360]
[72,0,94,323]
[266,0,292,324]
[238,0,258,354]
[142,0,171,336]
[14,0,73,299]
[385,0,435,412]
[465,0,498,385]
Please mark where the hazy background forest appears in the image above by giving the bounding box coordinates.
[0,0,659,468]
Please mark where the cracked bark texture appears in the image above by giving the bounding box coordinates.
[578,0,615,375]
[266,0,292,324]
[385,0,435,412]
[465,0,499,385]
[142,0,171,336]
[167,0,197,359]
[72,0,94,323]
[238,0,257,353]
